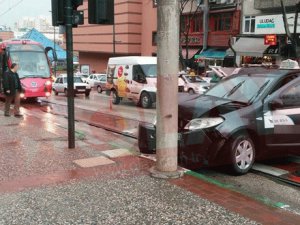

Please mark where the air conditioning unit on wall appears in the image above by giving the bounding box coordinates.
[216,0,227,4]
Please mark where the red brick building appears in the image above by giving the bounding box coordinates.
[0,31,14,42]
[74,0,157,73]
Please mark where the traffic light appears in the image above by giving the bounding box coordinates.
[88,0,114,25]
[51,0,84,27]
[51,0,65,26]
[72,0,84,26]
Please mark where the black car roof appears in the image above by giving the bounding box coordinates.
[234,67,300,78]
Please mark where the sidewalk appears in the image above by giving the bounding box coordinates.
[0,108,299,225]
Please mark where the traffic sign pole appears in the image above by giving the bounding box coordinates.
[65,0,75,149]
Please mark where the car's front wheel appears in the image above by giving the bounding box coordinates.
[228,134,255,175]
[188,89,195,95]
[97,85,102,93]
[85,91,90,97]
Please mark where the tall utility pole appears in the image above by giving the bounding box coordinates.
[151,0,183,179]
[53,26,57,77]
[202,0,209,52]
[65,0,75,149]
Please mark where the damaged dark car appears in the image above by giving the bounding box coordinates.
[138,69,300,174]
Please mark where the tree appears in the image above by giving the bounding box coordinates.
[179,0,203,68]
[280,0,300,59]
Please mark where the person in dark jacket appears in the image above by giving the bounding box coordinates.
[3,63,23,117]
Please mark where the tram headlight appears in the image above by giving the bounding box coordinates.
[20,93,25,98]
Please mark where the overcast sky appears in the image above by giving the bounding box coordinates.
[0,0,51,27]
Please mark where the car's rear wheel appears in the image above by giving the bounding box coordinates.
[97,86,102,93]
[228,134,255,175]
[112,90,120,104]
[53,89,58,96]
[64,89,68,96]
[140,92,152,108]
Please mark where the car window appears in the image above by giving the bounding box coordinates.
[100,76,107,82]
[205,75,275,103]
[55,78,60,83]
[269,74,299,95]
[280,83,300,107]
[63,78,67,83]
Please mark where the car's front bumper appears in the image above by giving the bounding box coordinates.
[138,123,226,169]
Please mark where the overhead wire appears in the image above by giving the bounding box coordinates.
[0,0,24,18]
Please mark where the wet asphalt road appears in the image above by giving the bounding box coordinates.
[15,91,300,215]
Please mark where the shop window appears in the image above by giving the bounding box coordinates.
[244,16,256,33]
[214,13,232,31]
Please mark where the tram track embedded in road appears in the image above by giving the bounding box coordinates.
[32,99,141,139]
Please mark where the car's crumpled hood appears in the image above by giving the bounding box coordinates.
[178,94,241,121]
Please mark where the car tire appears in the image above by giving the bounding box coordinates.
[64,89,68,96]
[112,90,121,105]
[97,86,102,93]
[53,89,58,96]
[85,91,90,97]
[140,92,152,108]
[188,89,195,95]
[228,133,255,175]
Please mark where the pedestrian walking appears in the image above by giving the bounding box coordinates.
[3,63,23,117]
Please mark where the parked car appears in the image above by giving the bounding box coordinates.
[52,74,91,97]
[179,74,210,95]
[138,62,300,175]
[86,73,106,87]
[94,75,108,93]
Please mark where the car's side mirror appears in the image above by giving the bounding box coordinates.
[269,99,284,110]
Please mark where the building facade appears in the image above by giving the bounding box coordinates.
[231,0,300,66]
[181,0,242,69]
[74,0,157,73]
[73,0,243,73]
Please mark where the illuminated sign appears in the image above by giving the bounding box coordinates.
[264,34,277,45]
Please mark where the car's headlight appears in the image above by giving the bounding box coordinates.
[153,116,157,126]
[184,117,224,131]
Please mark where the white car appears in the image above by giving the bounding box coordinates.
[179,75,210,95]
[86,73,106,87]
[53,74,91,97]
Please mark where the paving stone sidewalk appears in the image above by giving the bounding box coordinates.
[0,109,299,225]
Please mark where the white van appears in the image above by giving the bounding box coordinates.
[106,56,157,108]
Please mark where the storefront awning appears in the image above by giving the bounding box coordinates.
[195,48,227,59]
[227,37,269,57]
[264,45,280,56]
[181,48,200,59]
